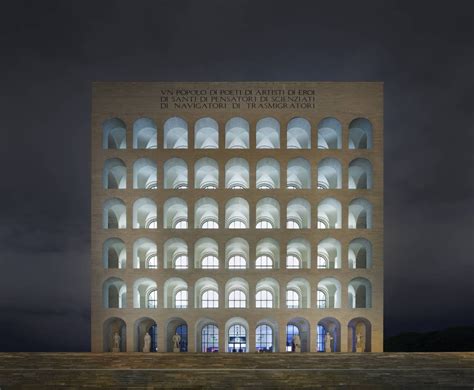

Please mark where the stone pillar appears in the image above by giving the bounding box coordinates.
[126,320,134,352]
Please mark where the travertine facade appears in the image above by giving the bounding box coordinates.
[91,82,383,353]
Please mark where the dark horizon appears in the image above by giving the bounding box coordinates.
[0,0,472,351]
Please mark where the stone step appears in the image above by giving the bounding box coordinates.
[0,352,472,388]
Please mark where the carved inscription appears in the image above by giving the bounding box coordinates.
[159,88,316,110]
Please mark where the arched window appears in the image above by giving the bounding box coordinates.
[286,289,300,308]
[348,158,373,189]
[194,158,218,189]
[286,219,300,229]
[201,324,219,352]
[318,238,341,269]
[318,117,342,149]
[163,197,188,229]
[164,158,187,189]
[175,290,188,308]
[133,117,157,149]
[317,289,327,308]
[317,198,342,229]
[103,198,126,229]
[349,118,373,149]
[164,117,188,149]
[103,158,126,189]
[228,219,246,229]
[133,198,157,229]
[147,289,158,308]
[194,197,218,229]
[226,198,249,228]
[133,158,157,189]
[228,324,247,352]
[256,219,273,229]
[287,158,311,189]
[255,255,273,269]
[348,238,372,269]
[256,238,279,269]
[286,324,299,351]
[256,158,280,189]
[256,290,273,308]
[201,219,218,229]
[194,117,218,149]
[225,117,249,149]
[202,255,219,269]
[287,198,311,229]
[317,255,328,269]
[318,158,342,189]
[103,238,126,269]
[287,238,311,268]
[103,118,126,149]
[256,117,280,149]
[348,198,373,229]
[202,289,219,308]
[228,255,247,269]
[256,198,280,229]
[286,255,301,269]
[287,117,311,149]
[225,158,249,189]
[256,324,273,352]
[147,255,158,269]
[348,278,372,308]
[174,255,188,269]
[229,289,247,308]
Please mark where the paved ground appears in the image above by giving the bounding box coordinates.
[0,352,472,388]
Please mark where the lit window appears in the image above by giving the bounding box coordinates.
[317,255,328,269]
[201,183,217,190]
[175,290,188,308]
[228,255,247,269]
[202,289,219,308]
[286,255,301,269]
[201,324,219,352]
[256,324,273,352]
[147,254,158,269]
[146,218,158,229]
[317,218,329,229]
[174,255,188,269]
[201,255,219,269]
[256,290,273,308]
[286,290,300,308]
[147,289,158,308]
[174,219,188,229]
[317,290,327,308]
[229,289,247,308]
[256,219,273,229]
[201,219,219,229]
[317,325,327,352]
[255,255,273,269]
[286,219,301,229]
[286,324,299,351]
[228,219,247,229]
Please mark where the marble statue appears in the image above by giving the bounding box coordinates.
[325,332,333,353]
[172,333,181,353]
[112,332,121,352]
[293,334,301,353]
[356,333,364,353]
[143,332,151,353]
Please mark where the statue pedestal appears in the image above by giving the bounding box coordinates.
[356,347,363,353]
[173,347,180,353]
[112,348,120,353]
[143,348,149,353]
[294,347,301,353]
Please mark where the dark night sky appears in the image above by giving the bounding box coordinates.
[0,1,472,351]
